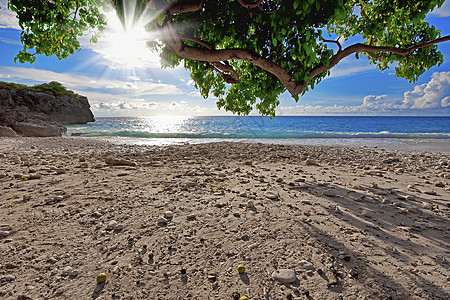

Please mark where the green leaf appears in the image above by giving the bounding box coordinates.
[156,13,165,26]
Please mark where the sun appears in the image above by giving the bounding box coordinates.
[97,8,160,70]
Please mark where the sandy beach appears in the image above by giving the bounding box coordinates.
[0,137,449,300]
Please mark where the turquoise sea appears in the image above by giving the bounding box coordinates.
[67,116,450,151]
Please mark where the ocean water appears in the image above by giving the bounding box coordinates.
[66,116,450,150]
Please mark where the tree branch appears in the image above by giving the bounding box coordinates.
[210,62,239,84]
[309,35,450,83]
[160,10,450,97]
[155,0,450,97]
[322,38,342,52]
[180,36,213,50]
[157,19,304,95]
[149,0,202,14]
[72,1,80,21]
[169,0,203,14]
[237,0,263,9]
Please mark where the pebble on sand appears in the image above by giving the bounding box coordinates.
[298,260,315,270]
[272,269,297,284]
[322,189,337,197]
[265,191,279,200]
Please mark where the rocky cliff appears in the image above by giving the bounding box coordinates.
[0,82,95,137]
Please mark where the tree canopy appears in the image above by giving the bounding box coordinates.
[4,0,450,117]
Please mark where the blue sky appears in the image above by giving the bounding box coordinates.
[0,0,449,117]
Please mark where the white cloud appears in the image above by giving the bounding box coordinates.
[401,71,450,109]
[0,36,21,45]
[90,96,211,117]
[278,72,450,115]
[128,75,141,81]
[0,0,20,30]
[327,57,376,79]
[361,95,403,110]
[0,66,182,96]
[429,1,450,17]
[442,96,450,107]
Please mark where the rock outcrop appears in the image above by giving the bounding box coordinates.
[0,86,95,137]
[12,119,67,137]
[0,88,95,125]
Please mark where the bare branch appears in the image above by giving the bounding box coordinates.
[72,1,80,21]
[322,38,342,52]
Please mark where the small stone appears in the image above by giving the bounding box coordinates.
[0,231,11,237]
[157,216,168,225]
[47,257,58,264]
[298,260,314,270]
[1,275,16,282]
[265,191,278,200]
[405,195,415,201]
[248,243,258,250]
[361,210,372,218]
[300,200,312,205]
[322,189,336,197]
[184,180,196,188]
[92,211,102,218]
[424,190,437,195]
[434,182,444,188]
[272,269,297,284]
[187,214,196,221]
[422,202,432,209]
[305,159,318,166]
[104,157,136,166]
[114,224,124,232]
[62,266,73,276]
[247,200,255,208]
[106,220,118,230]
[27,174,41,180]
[55,168,66,174]
[164,211,174,219]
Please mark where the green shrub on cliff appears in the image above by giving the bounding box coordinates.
[0,81,82,99]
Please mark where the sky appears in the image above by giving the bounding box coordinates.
[0,1,449,117]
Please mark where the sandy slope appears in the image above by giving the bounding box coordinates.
[0,137,449,300]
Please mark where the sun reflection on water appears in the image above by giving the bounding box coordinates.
[139,116,194,133]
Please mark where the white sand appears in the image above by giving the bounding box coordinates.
[0,137,449,299]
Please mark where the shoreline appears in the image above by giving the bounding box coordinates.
[66,135,450,153]
[1,137,449,299]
